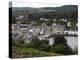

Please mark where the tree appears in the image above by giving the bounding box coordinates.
[30,36,50,52]
[30,36,40,49]
[53,36,67,45]
[52,36,73,55]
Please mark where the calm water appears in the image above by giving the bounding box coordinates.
[65,36,78,49]
[49,36,78,49]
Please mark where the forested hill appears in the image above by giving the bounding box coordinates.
[10,5,78,23]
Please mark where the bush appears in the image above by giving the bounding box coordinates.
[52,44,65,54]
[12,39,31,48]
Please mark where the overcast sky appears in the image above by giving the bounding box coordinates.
[10,1,76,8]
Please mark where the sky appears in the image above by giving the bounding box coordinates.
[10,1,76,8]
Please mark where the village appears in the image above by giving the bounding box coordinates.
[11,17,78,45]
[10,4,78,58]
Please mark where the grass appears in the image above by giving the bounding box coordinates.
[12,46,60,58]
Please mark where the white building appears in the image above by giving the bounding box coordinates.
[52,24,65,34]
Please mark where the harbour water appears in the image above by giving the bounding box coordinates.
[49,36,78,49]
[65,36,78,49]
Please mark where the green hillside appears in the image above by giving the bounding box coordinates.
[12,46,60,58]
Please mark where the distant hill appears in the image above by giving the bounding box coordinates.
[10,5,78,23]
